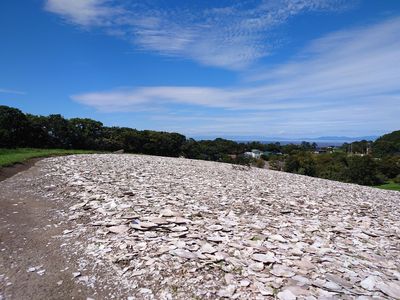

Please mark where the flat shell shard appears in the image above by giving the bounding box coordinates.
[160,209,181,217]
[207,224,223,231]
[285,285,310,296]
[255,282,274,296]
[240,279,251,287]
[217,285,236,298]
[142,217,168,225]
[325,274,353,289]
[293,258,315,272]
[377,282,400,299]
[36,269,45,276]
[91,220,117,226]
[139,288,152,294]
[269,234,287,243]
[69,202,87,211]
[170,225,188,232]
[271,265,295,278]
[167,217,190,224]
[108,225,129,234]
[170,249,198,260]
[323,281,342,292]
[277,289,297,300]
[224,273,234,284]
[139,221,158,228]
[251,252,276,263]
[200,243,217,254]
[113,253,136,263]
[360,275,377,291]
[206,235,225,243]
[169,232,187,238]
[249,262,264,272]
[292,275,311,286]
[130,221,158,231]
[120,213,139,219]
[362,230,380,237]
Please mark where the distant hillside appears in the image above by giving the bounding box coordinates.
[311,135,378,141]
[194,135,379,144]
[373,130,400,156]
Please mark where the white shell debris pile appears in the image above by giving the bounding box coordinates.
[40,154,399,299]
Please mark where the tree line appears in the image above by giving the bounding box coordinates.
[1,105,399,186]
[269,151,399,186]
[0,106,322,160]
[0,105,187,157]
[268,131,400,186]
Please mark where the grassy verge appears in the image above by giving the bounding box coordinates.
[0,148,98,167]
[374,181,400,192]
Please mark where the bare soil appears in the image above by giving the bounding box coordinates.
[0,160,111,300]
[0,158,44,182]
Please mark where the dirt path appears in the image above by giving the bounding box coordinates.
[0,158,45,182]
[0,161,107,300]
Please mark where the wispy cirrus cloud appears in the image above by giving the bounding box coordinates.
[44,0,122,27]
[72,17,400,136]
[148,98,399,137]
[0,88,26,95]
[44,0,350,69]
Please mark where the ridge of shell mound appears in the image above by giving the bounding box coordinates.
[38,154,400,299]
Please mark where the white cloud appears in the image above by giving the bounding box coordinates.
[44,0,349,69]
[0,88,26,95]
[72,17,400,136]
[44,0,121,26]
[146,95,400,137]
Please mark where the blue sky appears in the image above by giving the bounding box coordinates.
[1,0,399,139]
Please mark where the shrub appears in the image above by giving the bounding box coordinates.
[377,156,400,179]
[284,151,316,176]
[255,158,265,168]
[269,156,285,171]
[346,156,381,185]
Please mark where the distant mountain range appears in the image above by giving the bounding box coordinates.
[192,135,379,144]
[308,136,378,141]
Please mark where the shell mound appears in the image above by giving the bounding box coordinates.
[41,154,400,299]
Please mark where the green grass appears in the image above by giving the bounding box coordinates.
[374,181,400,192]
[0,148,98,167]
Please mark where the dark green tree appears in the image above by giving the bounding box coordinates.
[46,114,72,148]
[69,118,104,149]
[284,151,316,176]
[377,156,400,180]
[345,156,381,185]
[373,130,400,157]
[315,152,348,182]
[0,106,29,147]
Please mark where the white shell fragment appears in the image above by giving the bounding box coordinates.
[251,252,276,263]
[108,225,129,234]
